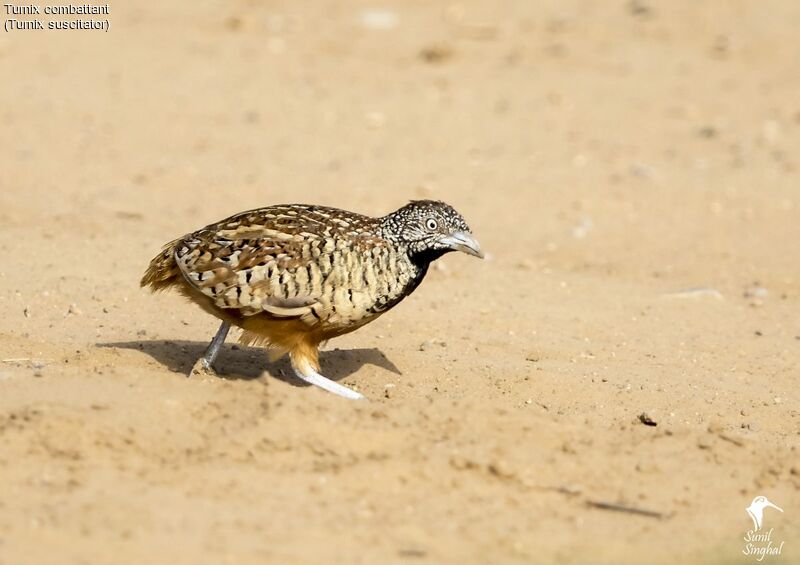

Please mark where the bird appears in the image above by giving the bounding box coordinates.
[140,200,483,400]
[746,496,783,531]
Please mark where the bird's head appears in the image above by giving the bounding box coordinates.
[381,200,484,262]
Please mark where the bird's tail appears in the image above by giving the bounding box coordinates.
[140,237,183,292]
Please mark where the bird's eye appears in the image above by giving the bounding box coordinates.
[425,218,438,231]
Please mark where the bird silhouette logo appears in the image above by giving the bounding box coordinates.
[746,496,783,531]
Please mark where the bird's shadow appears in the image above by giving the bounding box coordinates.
[98,339,401,387]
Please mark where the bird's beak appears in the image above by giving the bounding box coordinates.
[766,501,784,512]
[441,231,484,259]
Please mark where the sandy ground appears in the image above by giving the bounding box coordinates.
[1,1,799,563]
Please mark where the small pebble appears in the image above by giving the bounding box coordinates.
[697,438,713,450]
[419,44,454,64]
[627,0,653,18]
[743,285,769,299]
[398,548,427,558]
[638,412,657,426]
[743,283,768,306]
[697,126,717,138]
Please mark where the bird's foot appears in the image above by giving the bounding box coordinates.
[189,321,230,377]
[190,357,217,377]
[293,366,365,400]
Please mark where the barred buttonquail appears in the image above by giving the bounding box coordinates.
[141,200,483,399]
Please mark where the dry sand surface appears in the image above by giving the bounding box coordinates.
[1,1,799,563]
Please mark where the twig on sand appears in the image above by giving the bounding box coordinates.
[717,432,745,447]
[586,500,666,519]
[2,358,31,363]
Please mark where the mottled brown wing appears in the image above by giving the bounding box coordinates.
[173,205,382,325]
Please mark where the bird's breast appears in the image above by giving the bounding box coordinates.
[319,241,421,327]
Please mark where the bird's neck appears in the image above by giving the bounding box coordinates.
[386,254,430,309]
[409,247,450,269]
[404,247,453,294]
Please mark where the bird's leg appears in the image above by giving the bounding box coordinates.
[203,321,231,368]
[190,321,230,376]
[290,349,364,400]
